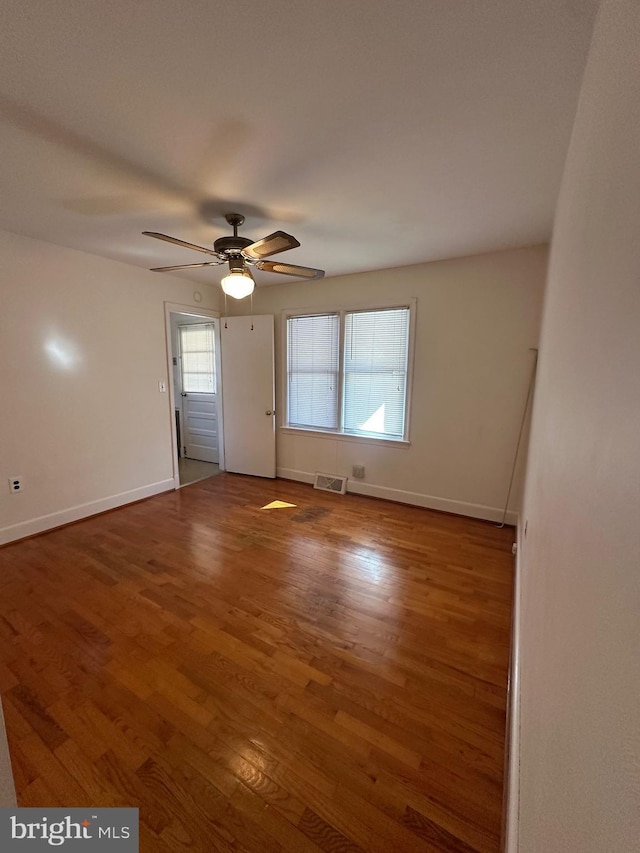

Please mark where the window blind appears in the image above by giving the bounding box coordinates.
[179,323,216,393]
[343,308,409,438]
[287,313,340,430]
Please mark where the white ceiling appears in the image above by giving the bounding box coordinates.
[0,0,599,288]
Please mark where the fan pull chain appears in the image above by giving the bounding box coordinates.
[250,292,254,330]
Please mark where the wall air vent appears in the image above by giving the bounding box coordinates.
[313,473,347,495]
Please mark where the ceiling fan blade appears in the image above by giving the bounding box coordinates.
[150,262,223,272]
[256,260,325,280]
[142,231,220,257]
[242,230,300,260]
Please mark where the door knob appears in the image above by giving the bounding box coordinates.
[265,410,274,416]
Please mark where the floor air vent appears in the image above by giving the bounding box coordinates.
[313,473,347,495]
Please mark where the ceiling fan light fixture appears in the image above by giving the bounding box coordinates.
[221,268,255,299]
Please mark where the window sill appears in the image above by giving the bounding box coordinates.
[280,426,411,448]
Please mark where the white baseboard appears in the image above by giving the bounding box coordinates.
[278,468,316,485]
[0,479,175,546]
[276,467,518,524]
[504,517,524,852]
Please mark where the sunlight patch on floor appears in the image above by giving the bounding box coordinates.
[260,500,297,510]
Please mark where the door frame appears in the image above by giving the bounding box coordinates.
[164,302,224,489]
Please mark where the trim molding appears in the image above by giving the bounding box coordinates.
[279,426,410,449]
[504,517,524,851]
[276,467,518,524]
[0,479,175,546]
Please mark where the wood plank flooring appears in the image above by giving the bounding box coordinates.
[0,474,514,852]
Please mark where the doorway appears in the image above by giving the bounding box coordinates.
[165,303,224,488]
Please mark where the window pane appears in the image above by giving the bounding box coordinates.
[343,308,409,438]
[179,324,215,393]
[287,314,339,429]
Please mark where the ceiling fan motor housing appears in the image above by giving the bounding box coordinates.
[213,235,253,256]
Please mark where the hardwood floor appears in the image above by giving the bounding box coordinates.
[178,457,221,487]
[0,475,514,852]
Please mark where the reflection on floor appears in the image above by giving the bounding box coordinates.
[178,457,220,486]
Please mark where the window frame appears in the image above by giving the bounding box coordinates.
[282,299,416,445]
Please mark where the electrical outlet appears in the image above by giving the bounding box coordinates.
[8,477,23,493]
[352,465,365,479]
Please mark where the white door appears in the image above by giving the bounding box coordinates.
[220,315,275,478]
[182,391,218,463]
[179,322,218,463]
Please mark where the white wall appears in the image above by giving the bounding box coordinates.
[512,2,640,850]
[253,246,546,521]
[0,228,220,544]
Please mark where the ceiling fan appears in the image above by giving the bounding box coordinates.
[143,213,324,298]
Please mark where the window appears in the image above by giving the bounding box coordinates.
[179,323,216,393]
[286,305,412,441]
[287,313,340,430]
